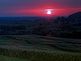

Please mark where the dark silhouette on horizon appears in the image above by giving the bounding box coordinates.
[0,12,81,39]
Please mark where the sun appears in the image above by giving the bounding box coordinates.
[47,10,52,14]
[44,9,54,15]
[46,9,53,14]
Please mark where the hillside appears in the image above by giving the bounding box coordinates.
[0,35,81,52]
[0,12,81,38]
[0,35,81,61]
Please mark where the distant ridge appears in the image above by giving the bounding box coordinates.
[69,12,81,18]
[67,12,81,24]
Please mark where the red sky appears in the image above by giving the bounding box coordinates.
[10,6,81,16]
[0,0,81,16]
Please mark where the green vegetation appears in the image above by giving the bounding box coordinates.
[0,55,29,61]
[2,35,81,52]
[0,35,81,61]
[0,48,81,61]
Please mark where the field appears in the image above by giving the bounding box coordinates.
[0,55,29,61]
[0,35,81,61]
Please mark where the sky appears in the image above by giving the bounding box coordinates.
[0,0,81,16]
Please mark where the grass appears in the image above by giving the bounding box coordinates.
[0,35,81,61]
[0,55,29,61]
[2,35,81,52]
[0,48,81,61]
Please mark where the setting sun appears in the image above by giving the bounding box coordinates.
[46,9,52,14]
[44,9,54,15]
[47,10,52,14]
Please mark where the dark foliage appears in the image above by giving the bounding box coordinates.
[32,12,81,39]
[0,12,81,38]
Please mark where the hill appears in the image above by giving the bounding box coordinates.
[0,12,81,39]
[0,35,81,61]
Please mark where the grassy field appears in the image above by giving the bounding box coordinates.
[0,55,29,61]
[1,35,81,52]
[0,48,81,61]
[0,35,81,61]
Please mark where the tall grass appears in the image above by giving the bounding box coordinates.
[0,48,81,61]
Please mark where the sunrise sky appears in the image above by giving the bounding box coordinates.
[0,0,81,16]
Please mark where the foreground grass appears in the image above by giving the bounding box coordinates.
[0,48,81,61]
[0,35,81,61]
[0,55,29,61]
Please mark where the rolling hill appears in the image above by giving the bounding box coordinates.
[0,35,81,61]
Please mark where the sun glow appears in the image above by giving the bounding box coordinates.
[44,9,54,15]
[47,10,52,14]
